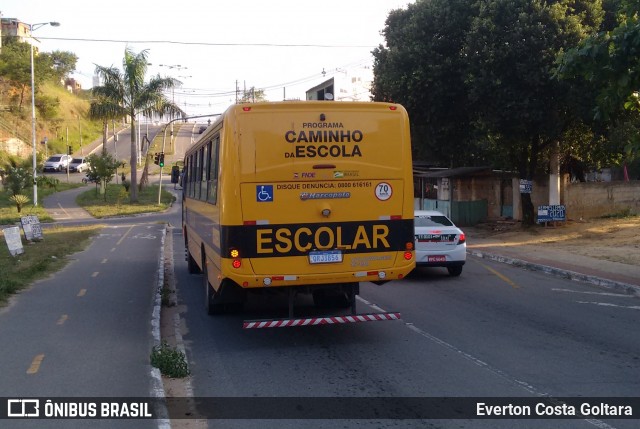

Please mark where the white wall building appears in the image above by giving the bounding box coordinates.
[305,66,373,102]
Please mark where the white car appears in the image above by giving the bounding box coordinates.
[43,154,72,172]
[414,210,466,276]
[69,157,89,173]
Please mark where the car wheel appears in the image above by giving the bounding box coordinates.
[447,266,463,277]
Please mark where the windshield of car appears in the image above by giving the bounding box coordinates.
[72,158,84,163]
[47,156,61,162]
[415,215,454,227]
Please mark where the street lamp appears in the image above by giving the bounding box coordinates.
[30,21,60,206]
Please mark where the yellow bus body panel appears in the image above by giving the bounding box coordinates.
[184,101,415,290]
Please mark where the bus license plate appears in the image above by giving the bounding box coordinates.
[309,250,343,264]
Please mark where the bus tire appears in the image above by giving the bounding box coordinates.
[185,235,201,274]
[187,251,201,274]
[203,260,224,315]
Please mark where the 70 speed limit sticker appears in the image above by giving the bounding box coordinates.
[375,182,393,201]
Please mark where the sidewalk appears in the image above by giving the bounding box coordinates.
[465,224,640,297]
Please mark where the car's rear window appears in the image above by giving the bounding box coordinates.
[415,215,454,227]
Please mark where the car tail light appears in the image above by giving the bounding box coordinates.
[457,232,466,245]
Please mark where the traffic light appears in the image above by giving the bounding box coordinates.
[67,146,72,155]
[153,153,159,165]
[159,152,165,168]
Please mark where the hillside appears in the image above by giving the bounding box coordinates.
[0,81,103,164]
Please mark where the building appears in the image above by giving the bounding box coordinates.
[64,78,82,94]
[1,16,33,45]
[306,66,373,101]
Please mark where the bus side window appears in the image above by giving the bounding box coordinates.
[196,147,203,200]
[183,158,189,195]
[190,153,197,200]
[201,143,209,201]
[207,136,220,205]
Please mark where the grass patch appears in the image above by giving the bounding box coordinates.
[150,341,190,378]
[77,184,175,218]
[0,182,82,225]
[0,224,102,305]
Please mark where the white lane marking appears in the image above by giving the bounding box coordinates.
[577,301,640,310]
[357,296,618,429]
[552,288,633,298]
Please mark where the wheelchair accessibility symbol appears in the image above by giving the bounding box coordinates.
[256,185,273,202]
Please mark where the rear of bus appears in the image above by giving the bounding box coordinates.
[220,101,415,297]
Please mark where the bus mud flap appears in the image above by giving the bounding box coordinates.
[243,312,401,329]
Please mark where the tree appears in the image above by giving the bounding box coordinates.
[556,0,640,157]
[0,41,33,111]
[93,48,185,202]
[89,86,124,150]
[49,50,78,82]
[463,0,603,224]
[85,152,120,200]
[372,0,480,165]
[0,39,56,111]
[4,165,31,197]
[372,0,606,224]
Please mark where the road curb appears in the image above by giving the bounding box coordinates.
[152,227,171,429]
[468,249,640,297]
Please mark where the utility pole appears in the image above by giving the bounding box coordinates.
[78,115,83,156]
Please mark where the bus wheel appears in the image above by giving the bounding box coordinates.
[185,236,201,274]
[187,250,201,274]
[203,262,224,315]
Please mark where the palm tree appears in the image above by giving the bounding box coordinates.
[92,48,184,202]
[89,82,122,152]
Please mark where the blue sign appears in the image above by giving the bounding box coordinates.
[256,185,273,202]
[519,179,532,194]
[537,205,566,223]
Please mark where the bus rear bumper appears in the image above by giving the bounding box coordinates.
[227,264,415,289]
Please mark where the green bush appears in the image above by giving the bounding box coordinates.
[150,341,190,378]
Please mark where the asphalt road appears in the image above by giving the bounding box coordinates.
[0,223,166,429]
[171,227,640,429]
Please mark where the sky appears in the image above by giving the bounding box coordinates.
[2,0,412,116]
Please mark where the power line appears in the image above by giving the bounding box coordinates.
[37,36,376,49]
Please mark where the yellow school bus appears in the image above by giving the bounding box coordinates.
[182,101,415,327]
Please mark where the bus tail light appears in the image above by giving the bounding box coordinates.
[230,248,242,268]
[403,251,413,261]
